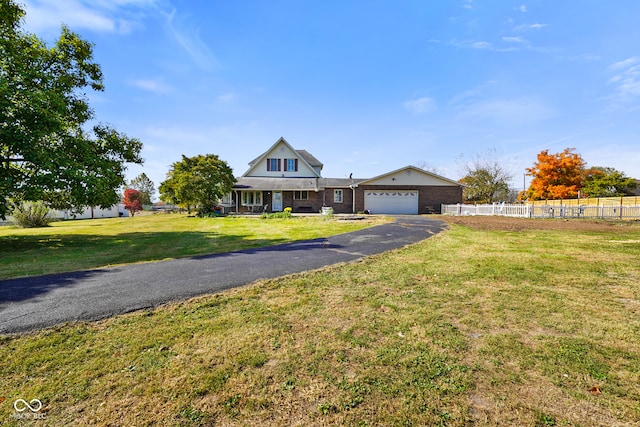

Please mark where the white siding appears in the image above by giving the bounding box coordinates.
[245,141,317,178]
[54,205,123,219]
[363,166,459,186]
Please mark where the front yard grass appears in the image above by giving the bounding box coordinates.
[0,213,386,280]
[1,218,639,425]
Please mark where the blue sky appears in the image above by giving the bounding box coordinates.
[21,0,640,196]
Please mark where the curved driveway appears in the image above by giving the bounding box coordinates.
[0,216,446,334]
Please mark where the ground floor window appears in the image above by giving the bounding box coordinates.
[293,191,308,200]
[242,191,263,206]
[334,189,343,203]
[221,192,233,205]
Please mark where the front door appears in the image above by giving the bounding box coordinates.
[272,191,283,211]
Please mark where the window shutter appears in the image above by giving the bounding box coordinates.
[266,159,271,171]
[278,158,281,171]
[295,158,298,171]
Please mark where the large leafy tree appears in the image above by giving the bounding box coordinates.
[129,172,155,205]
[0,0,143,219]
[522,148,586,200]
[582,166,636,197]
[159,154,235,214]
[458,149,513,203]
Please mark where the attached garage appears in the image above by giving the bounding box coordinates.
[354,166,464,215]
[364,190,418,214]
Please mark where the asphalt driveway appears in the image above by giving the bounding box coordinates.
[0,216,447,334]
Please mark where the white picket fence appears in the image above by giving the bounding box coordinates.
[442,203,530,217]
[441,203,640,219]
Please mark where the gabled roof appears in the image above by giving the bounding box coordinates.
[243,137,322,177]
[295,150,323,169]
[248,149,323,169]
[358,165,463,187]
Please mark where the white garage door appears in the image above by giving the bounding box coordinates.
[364,190,419,214]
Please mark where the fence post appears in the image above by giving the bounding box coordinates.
[620,197,624,219]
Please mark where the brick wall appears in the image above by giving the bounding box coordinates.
[322,188,355,214]
[355,185,462,214]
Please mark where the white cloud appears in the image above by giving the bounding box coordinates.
[22,0,157,34]
[582,144,640,176]
[404,97,436,114]
[514,22,549,32]
[606,57,640,109]
[456,97,555,126]
[609,56,639,71]
[517,5,527,13]
[450,39,518,52]
[24,0,114,32]
[502,36,526,44]
[448,81,497,107]
[529,23,548,30]
[163,9,220,70]
[131,78,174,94]
[25,0,224,71]
[568,53,601,61]
[472,41,492,49]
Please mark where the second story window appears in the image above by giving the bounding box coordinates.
[267,158,281,172]
[284,158,298,172]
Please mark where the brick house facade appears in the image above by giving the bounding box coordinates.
[230,138,462,214]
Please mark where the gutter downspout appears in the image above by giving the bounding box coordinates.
[350,184,357,214]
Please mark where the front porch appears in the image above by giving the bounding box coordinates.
[230,189,324,214]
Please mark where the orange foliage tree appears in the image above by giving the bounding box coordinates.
[521,148,587,200]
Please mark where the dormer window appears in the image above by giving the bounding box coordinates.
[284,158,298,172]
[267,158,281,172]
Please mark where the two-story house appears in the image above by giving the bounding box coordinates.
[229,137,462,214]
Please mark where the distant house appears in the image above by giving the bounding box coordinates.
[54,205,125,219]
[228,137,462,215]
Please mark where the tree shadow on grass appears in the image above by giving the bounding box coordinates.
[0,231,344,305]
[0,231,277,275]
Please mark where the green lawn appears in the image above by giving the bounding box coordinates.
[0,213,385,280]
[1,217,639,426]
